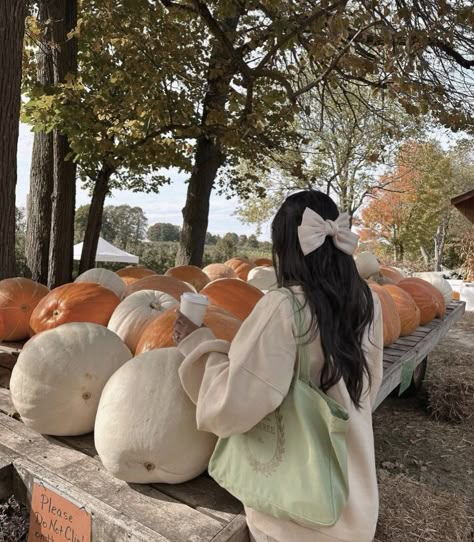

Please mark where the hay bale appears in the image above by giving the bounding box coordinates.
[426,352,474,423]
[375,472,471,542]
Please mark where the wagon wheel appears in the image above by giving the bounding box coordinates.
[398,357,428,398]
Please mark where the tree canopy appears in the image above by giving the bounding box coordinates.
[18,0,474,273]
[360,139,474,270]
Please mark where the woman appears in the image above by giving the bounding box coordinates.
[173,189,383,542]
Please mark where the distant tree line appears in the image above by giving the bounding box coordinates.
[73,204,270,253]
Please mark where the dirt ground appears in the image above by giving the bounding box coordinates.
[374,311,474,539]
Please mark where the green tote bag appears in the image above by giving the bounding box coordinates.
[208,289,350,528]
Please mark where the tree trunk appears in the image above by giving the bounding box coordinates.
[433,215,450,272]
[176,138,225,266]
[0,0,25,280]
[79,165,113,273]
[176,13,240,267]
[47,0,78,288]
[26,2,54,284]
[420,245,430,268]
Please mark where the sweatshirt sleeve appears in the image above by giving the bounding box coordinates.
[366,293,384,408]
[177,291,297,438]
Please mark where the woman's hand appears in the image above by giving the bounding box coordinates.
[173,311,202,345]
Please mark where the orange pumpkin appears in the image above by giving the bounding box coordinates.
[400,277,446,318]
[116,266,156,286]
[0,278,49,341]
[396,279,438,325]
[224,257,256,281]
[379,265,404,284]
[135,305,242,353]
[202,263,238,282]
[30,282,120,333]
[383,284,421,336]
[254,258,273,267]
[124,275,196,300]
[369,284,401,346]
[201,278,264,320]
[165,265,210,292]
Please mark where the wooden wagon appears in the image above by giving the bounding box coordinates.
[0,300,466,541]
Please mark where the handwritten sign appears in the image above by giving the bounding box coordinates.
[398,355,416,396]
[28,482,91,542]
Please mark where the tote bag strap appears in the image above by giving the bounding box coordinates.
[278,288,311,385]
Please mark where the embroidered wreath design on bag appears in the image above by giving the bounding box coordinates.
[243,408,286,477]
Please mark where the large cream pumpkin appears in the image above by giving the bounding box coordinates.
[414,272,453,306]
[354,252,380,279]
[10,323,132,436]
[247,266,278,291]
[0,278,49,341]
[108,290,178,353]
[30,282,120,334]
[75,268,126,298]
[94,348,217,483]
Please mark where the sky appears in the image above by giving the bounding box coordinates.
[16,123,273,240]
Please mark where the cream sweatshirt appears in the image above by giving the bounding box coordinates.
[178,286,383,542]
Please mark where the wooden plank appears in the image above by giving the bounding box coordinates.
[210,515,249,542]
[0,340,24,354]
[382,353,402,362]
[0,386,16,416]
[0,352,18,370]
[0,413,228,542]
[0,366,11,388]
[0,388,245,534]
[154,475,243,525]
[12,458,169,542]
[56,433,99,459]
[395,337,420,346]
[384,344,412,354]
[0,448,15,500]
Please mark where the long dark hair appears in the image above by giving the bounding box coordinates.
[271,189,374,408]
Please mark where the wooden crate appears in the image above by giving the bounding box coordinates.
[0,396,247,541]
[0,300,466,541]
[374,300,466,409]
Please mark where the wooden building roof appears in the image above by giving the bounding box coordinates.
[451,189,474,224]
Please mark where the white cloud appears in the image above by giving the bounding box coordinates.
[16,123,272,239]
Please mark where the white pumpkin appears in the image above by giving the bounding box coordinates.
[415,272,453,305]
[75,268,126,299]
[107,290,178,353]
[94,348,216,484]
[10,323,132,436]
[247,266,277,291]
[354,252,380,279]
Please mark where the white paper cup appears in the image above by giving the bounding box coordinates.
[180,292,209,327]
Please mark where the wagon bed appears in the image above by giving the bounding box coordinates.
[0,300,466,541]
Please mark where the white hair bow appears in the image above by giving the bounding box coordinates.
[297,208,359,256]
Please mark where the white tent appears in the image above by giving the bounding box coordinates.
[73,237,139,264]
